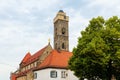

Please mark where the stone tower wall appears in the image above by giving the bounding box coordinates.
[53,10,69,51]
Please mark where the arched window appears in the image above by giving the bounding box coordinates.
[62,28,65,35]
[62,43,65,49]
[55,28,57,35]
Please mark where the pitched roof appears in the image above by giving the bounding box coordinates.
[21,52,31,63]
[20,46,47,66]
[11,73,17,80]
[36,50,72,70]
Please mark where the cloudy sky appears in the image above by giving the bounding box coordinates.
[1,0,120,80]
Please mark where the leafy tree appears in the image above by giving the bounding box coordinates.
[68,16,120,80]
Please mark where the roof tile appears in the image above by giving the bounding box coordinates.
[37,50,72,69]
[21,52,31,63]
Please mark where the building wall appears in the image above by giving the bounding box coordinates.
[27,71,33,80]
[38,44,52,63]
[33,68,78,80]
[16,76,26,80]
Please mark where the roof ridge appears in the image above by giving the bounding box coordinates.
[32,45,48,56]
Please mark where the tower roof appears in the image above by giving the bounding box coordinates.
[59,10,64,13]
[54,10,69,23]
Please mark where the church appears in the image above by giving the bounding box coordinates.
[10,10,78,80]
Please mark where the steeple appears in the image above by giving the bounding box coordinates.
[53,10,69,51]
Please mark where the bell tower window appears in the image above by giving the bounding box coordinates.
[64,16,66,19]
[62,43,65,49]
[55,43,57,48]
[55,28,57,35]
[62,28,65,35]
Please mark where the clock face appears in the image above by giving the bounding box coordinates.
[62,28,65,34]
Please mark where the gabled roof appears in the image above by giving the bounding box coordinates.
[36,50,72,70]
[21,52,31,63]
[20,45,48,66]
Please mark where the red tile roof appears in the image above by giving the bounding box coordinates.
[11,73,17,80]
[21,52,31,63]
[20,46,47,66]
[37,50,72,69]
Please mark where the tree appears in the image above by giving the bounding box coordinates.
[68,16,120,80]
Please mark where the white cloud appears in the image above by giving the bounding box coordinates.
[85,0,120,17]
[0,0,60,11]
[0,64,17,80]
[89,0,119,7]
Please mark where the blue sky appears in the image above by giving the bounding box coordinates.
[1,0,120,80]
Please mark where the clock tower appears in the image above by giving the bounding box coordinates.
[53,10,69,51]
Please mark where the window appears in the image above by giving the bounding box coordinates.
[55,28,57,35]
[34,73,37,79]
[64,16,66,19]
[62,43,65,49]
[50,70,57,78]
[34,62,37,67]
[28,65,30,69]
[61,71,67,78]
[62,28,65,34]
[56,43,57,48]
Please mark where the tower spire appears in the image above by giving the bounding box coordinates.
[48,38,50,44]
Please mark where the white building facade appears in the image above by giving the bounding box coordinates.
[34,68,78,80]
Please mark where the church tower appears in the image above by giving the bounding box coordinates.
[53,10,69,51]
